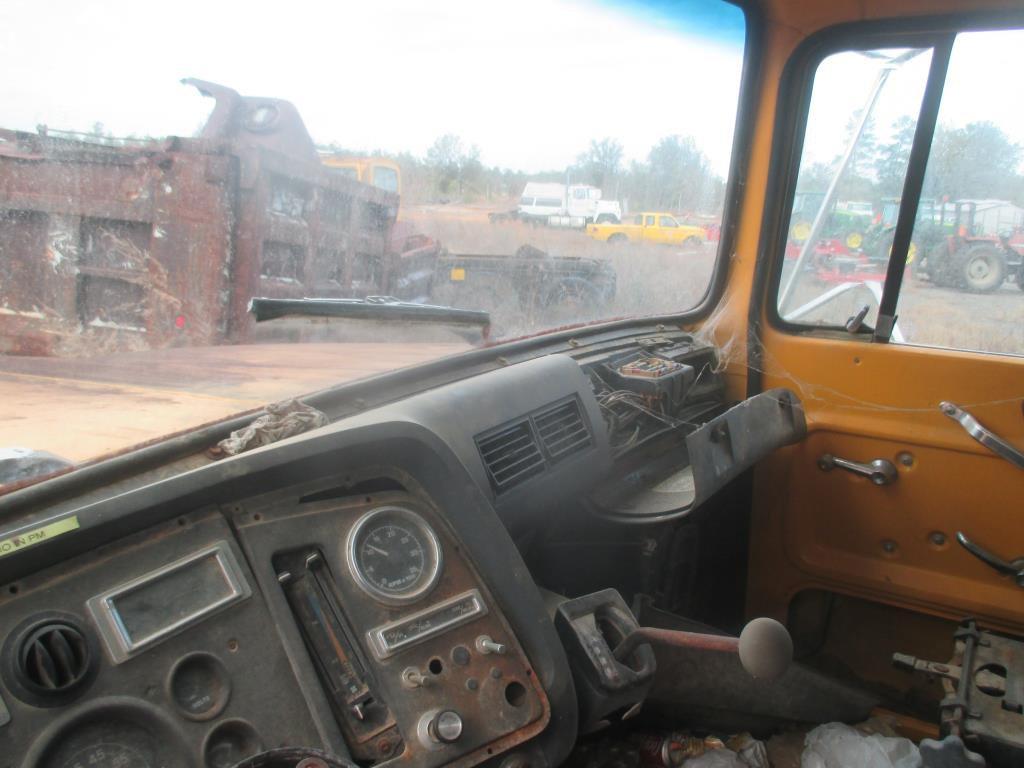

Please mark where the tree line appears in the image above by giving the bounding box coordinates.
[799,116,1024,207]
[323,134,726,216]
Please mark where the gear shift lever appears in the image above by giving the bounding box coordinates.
[613,617,793,681]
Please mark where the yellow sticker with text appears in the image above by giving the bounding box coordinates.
[0,515,79,558]
[450,267,466,281]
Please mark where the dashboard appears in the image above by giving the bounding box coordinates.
[0,335,803,768]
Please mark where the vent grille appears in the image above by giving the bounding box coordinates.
[534,399,591,462]
[477,397,593,494]
[18,622,90,693]
[477,421,546,492]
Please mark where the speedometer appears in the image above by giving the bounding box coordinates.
[346,507,442,605]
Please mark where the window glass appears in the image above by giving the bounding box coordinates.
[371,166,399,193]
[895,30,1024,356]
[776,47,933,327]
[645,215,656,226]
[659,215,678,227]
[0,0,745,470]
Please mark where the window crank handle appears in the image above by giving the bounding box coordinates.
[817,454,898,485]
[956,532,1024,587]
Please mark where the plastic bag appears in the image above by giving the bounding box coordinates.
[801,723,921,768]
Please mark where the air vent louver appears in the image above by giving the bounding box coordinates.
[19,622,90,693]
[477,420,546,493]
[534,399,591,462]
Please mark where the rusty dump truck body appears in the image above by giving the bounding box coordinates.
[0,79,399,356]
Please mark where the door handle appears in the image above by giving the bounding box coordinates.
[817,454,898,486]
[956,531,1024,587]
[940,401,1024,470]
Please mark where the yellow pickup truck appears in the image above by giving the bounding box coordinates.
[586,212,706,247]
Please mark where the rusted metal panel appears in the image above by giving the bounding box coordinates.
[0,81,399,355]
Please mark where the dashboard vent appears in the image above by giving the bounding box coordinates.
[534,398,591,463]
[477,420,546,493]
[18,622,91,693]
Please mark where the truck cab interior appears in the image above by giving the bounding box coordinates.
[0,1,1021,768]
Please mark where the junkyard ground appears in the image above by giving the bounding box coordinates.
[0,202,1020,466]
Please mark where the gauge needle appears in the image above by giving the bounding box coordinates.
[366,544,390,556]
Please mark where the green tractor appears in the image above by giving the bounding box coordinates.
[789,191,873,251]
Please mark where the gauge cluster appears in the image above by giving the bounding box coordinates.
[245,485,550,768]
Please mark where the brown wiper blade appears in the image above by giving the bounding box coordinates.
[249,296,491,330]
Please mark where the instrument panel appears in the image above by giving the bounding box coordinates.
[0,481,549,768]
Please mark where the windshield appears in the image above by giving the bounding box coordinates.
[0,0,745,472]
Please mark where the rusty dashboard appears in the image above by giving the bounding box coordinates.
[0,355,605,768]
[0,340,794,768]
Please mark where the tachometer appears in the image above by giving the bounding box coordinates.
[346,507,442,605]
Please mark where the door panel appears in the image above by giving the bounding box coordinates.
[748,332,1024,633]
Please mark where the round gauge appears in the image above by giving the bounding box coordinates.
[346,507,442,604]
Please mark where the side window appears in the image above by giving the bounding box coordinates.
[895,30,1024,355]
[776,32,1024,357]
[659,215,678,227]
[645,215,656,226]
[573,188,587,199]
[633,214,644,225]
[776,47,933,328]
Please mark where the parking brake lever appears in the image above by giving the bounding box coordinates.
[613,617,793,681]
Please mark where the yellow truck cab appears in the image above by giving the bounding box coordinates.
[1,2,1023,768]
[587,212,706,247]
[321,155,401,196]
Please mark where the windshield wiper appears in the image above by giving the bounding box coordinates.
[249,296,491,334]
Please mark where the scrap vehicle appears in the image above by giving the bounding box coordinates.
[586,212,706,246]
[0,79,401,356]
[320,156,402,195]
[500,182,622,227]
[0,2,1022,768]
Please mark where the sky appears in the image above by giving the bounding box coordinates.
[0,0,746,175]
[801,30,1024,172]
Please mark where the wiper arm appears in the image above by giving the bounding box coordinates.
[249,296,491,334]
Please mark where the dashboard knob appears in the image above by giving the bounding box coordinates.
[475,634,507,655]
[429,710,464,743]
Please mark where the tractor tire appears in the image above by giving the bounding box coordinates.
[790,220,812,244]
[958,245,1007,293]
[595,214,618,224]
[607,233,628,245]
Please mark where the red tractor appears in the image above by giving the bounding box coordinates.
[915,201,1024,293]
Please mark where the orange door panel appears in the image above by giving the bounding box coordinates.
[748,333,1024,634]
